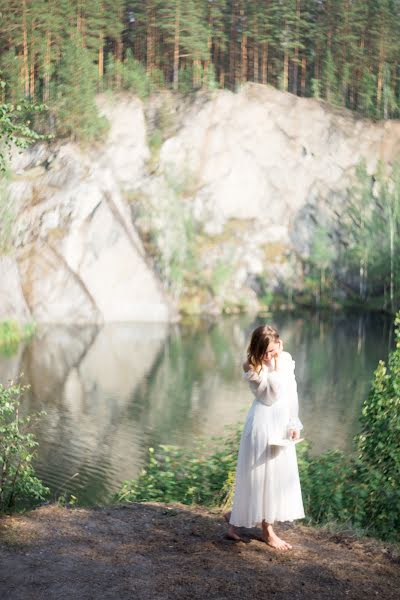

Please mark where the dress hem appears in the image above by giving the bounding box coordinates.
[229,514,306,528]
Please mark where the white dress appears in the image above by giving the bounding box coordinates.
[229,351,305,528]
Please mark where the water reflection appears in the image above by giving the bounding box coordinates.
[0,310,394,505]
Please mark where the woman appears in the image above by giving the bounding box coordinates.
[224,324,305,551]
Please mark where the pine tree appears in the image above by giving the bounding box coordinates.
[158,0,209,90]
[56,33,107,141]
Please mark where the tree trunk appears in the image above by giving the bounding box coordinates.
[254,42,259,82]
[203,8,213,87]
[146,6,155,74]
[98,35,104,80]
[173,3,180,91]
[301,55,306,96]
[193,57,201,88]
[241,34,247,83]
[253,19,259,82]
[115,36,123,89]
[390,219,394,312]
[229,2,237,88]
[292,0,301,95]
[22,0,29,97]
[377,38,385,112]
[283,46,289,91]
[43,31,51,102]
[261,41,268,84]
[203,36,212,85]
[29,55,35,98]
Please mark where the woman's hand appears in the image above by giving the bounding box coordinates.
[288,428,300,440]
[272,339,283,370]
[273,339,283,358]
[262,339,284,367]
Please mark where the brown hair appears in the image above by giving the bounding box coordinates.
[246,324,280,374]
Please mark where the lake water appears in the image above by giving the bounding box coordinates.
[0,309,395,506]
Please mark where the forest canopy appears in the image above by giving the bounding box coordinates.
[0,0,399,130]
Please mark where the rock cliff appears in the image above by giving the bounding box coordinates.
[1,84,400,322]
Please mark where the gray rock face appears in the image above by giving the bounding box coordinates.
[140,84,400,308]
[158,84,400,238]
[2,84,400,322]
[0,255,31,322]
[7,135,173,323]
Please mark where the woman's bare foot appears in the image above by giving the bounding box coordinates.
[223,511,243,541]
[227,525,243,541]
[262,522,292,551]
[223,511,232,524]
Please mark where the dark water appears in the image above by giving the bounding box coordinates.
[0,309,395,506]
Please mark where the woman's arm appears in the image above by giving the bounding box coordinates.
[242,360,284,405]
[286,355,303,438]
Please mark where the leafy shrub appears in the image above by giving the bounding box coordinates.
[115,425,241,507]
[0,321,36,357]
[105,50,154,99]
[56,34,108,142]
[352,310,400,537]
[0,380,49,512]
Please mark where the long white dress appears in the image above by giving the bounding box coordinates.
[229,350,305,528]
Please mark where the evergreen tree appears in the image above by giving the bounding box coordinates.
[55,33,107,141]
[0,1,400,126]
[158,0,209,90]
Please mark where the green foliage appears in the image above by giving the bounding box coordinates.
[55,34,108,142]
[135,168,200,301]
[339,159,400,312]
[0,81,50,171]
[299,310,400,540]
[0,174,13,254]
[105,50,154,98]
[324,49,340,105]
[311,78,321,99]
[1,1,400,119]
[115,424,242,507]
[352,310,400,536]
[299,157,400,312]
[297,442,355,524]
[209,260,234,297]
[0,380,49,513]
[0,321,36,357]
[359,69,377,118]
[56,492,78,508]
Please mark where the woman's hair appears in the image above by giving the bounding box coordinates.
[246,324,280,373]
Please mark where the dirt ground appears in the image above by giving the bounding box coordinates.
[0,501,399,600]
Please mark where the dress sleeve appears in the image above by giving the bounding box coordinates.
[242,366,285,406]
[286,355,303,432]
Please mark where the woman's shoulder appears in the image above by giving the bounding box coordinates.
[241,360,262,380]
[281,350,296,370]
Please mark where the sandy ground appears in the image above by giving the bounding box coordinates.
[0,501,399,600]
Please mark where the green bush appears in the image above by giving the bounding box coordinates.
[352,310,400,537]
[115,424,241,507]
[56,34,108,142]
[0,320,36,357]
[0,380,49,512]
[105,50,154,99]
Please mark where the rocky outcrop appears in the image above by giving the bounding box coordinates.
[2,84,400,322]
[0,256,32,322]
[135,84,400,313]
[4,123,173,323]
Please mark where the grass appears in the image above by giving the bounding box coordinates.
[0,321,36,356]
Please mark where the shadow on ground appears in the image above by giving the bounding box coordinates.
[0,501,399,600]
